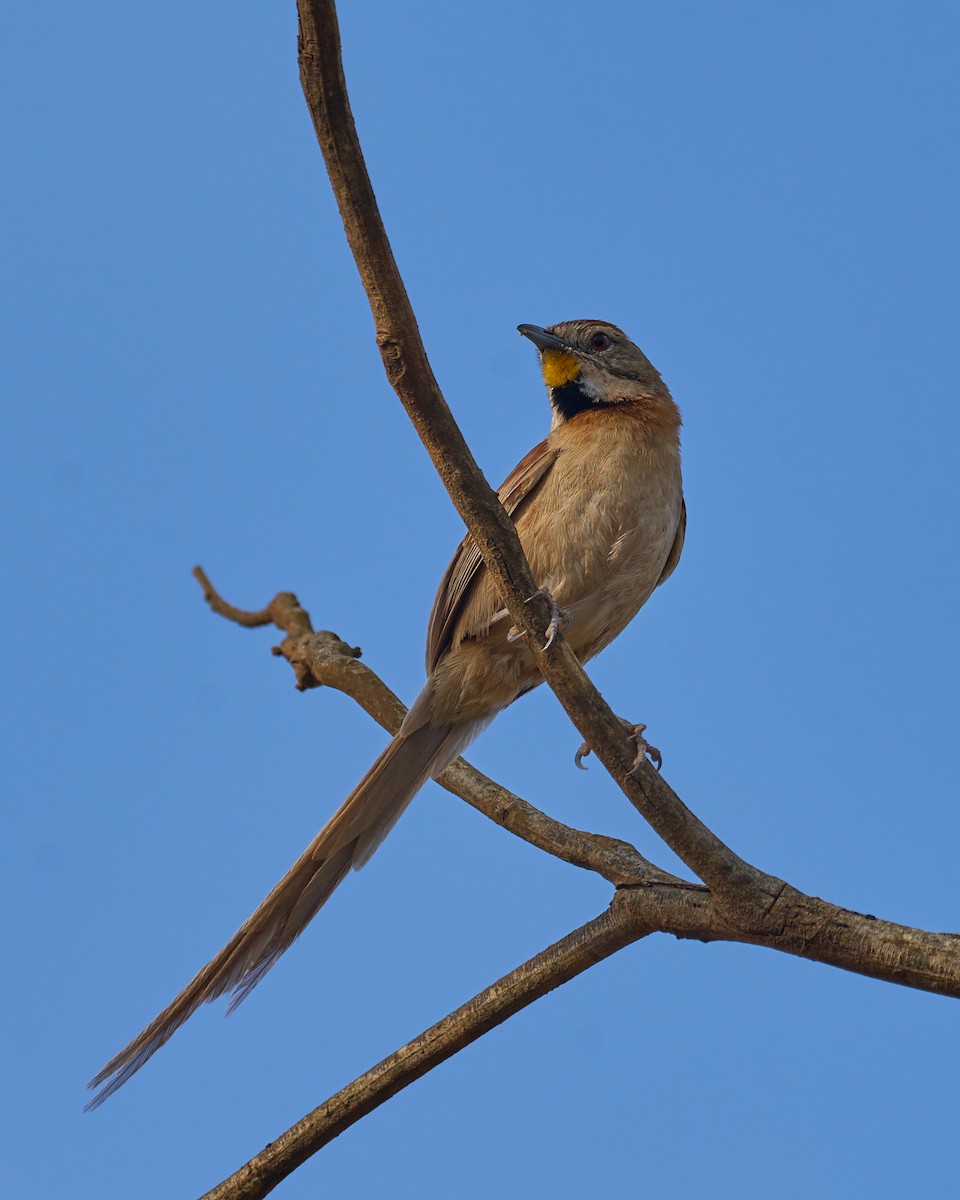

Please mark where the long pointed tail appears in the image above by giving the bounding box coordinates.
[86,720,458,1109]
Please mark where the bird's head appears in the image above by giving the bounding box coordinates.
[518,319,673,426]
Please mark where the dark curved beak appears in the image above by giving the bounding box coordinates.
[517,324,567,352]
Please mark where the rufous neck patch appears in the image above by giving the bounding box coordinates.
[540,349,581,389]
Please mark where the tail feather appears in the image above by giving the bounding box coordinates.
[86,720,458,1110]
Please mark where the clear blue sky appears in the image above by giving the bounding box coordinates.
[4,2,959,1196]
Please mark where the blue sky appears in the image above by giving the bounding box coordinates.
[4,2,959,1196]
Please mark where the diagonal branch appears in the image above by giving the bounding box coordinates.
[193,567,663,886]
[194,567,960,1004]
[193,574,960,1199]
[194,866,960,1200]
[187,6,960,1197]
[198,906,645,1200]
[295,0,781,919]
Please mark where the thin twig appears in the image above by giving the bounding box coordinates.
[193,568,661,886]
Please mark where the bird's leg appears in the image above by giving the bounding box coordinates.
[575,718,662,774]
[504,587,571,650]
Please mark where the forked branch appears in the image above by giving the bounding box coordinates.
[193,566,662,885]
[187,1,959,1195]
[295,0,783,914]
[194,571,960,1200]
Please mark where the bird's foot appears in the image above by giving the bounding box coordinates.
[623,722,662,773]
[575,718,662,774]
[506,587,571,649]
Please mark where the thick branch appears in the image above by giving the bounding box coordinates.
[197,876,960,1200]
[621,884,960,997]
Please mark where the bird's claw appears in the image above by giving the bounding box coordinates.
[507,587,571,649]
[573,718,662,774]
[623,722,662,773]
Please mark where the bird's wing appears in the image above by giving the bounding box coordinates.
[425,437,559,672]
[657,496,686,586]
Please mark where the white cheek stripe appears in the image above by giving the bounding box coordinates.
[577,374,603,400]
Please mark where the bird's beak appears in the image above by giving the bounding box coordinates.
[517,324,568,352]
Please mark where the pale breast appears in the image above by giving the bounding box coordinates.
[516,420,683,660]
[427,402,683,723]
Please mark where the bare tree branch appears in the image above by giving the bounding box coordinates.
[194,567,960,1004]
[186,2,960,1195]
[197,907,643,1200]
[193,567,661,886]
[201,888,958,1200]
[194,570,960,1199]
[294,0,788,917]
[617,884,960,997]
[197,886,960,1200]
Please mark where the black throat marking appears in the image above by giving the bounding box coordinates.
[550,380,617,422]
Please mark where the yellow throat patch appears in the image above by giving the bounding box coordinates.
[540,349,581,389]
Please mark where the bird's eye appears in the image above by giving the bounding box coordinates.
[590,332,611,350]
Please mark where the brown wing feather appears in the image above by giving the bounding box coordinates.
[657,496,686,586]
[425,438,559,672]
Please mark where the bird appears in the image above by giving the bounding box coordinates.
[87,319,685,1108]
